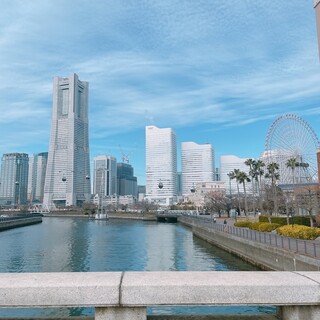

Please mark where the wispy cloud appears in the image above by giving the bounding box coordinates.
[0,0,319,178]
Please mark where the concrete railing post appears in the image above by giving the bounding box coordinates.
[280,305,320,320]
[95,307,147,320]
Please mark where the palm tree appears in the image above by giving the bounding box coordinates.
[245,159,256,212]
[253,160,265,213]
[286,157,299,217]
[237,171,251,215]
[265,162,280,215]
[228,169,241,217]
[286,157,298,185]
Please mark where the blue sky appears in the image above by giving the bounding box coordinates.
[0,1,320,185]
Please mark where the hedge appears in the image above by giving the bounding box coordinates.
[259,215,312,227]
[276,225,320,240]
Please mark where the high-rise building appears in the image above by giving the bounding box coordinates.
[93,156,117,197]
[0,153,29,205]
[27,152,48,204]
[220,155,250,195]
[181,142,214,195]
[145,125,177,205]
[117,163,137,197]
[43,73,91,208]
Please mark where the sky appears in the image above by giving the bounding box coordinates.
[1,0,320,185]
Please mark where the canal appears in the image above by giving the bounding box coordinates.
[0,217,275,317]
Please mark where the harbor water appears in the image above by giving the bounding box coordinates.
[0,217,275,317]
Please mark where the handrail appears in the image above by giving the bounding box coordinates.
[183,216,320,258]
[0,271,319,319]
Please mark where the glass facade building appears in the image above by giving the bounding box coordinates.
[93,156,117,197]
[27,152,48,204]
[0,153,29,205]
[43,73,91,208]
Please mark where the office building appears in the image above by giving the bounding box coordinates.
[27,152,48,203]
[0,153,29,205]
[145,125,177,205]
[117,163,137,197]
[93,155,117,197]
[181,142,214,195]
[220,155,250,195]
[43,73,91,208]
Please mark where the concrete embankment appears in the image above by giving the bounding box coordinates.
[108,213,157,221]
[0,216,42,231]
[179,216,320,271]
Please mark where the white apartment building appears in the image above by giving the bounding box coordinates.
[184,181,226,209]
[181,142,214,195]
[93,155,117,197]
[43,73,91,208]
[145,125,177,205]
[220,155,251,195]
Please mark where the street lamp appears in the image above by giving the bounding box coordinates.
[158,180,163,189]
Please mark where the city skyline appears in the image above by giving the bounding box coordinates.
[0,1,320,185]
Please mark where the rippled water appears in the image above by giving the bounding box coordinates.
[0,217,275,317]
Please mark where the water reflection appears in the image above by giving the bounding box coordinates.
[0,217,274,317]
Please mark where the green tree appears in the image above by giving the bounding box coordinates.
[265,162,280,215]
[228,169,241,216]
[237,171,251,215]
[245,158,256,212]
[253,160,265,213]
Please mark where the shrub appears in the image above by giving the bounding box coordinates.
[259,215,287,226]
[234,221,252,228]
[249,222,280,232]
[276,225,320,240]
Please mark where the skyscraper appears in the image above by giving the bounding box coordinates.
[220,155,250,195]
[93,156,117,197]
[181,142,214,195]
[0,153,29,205]
[43,73,91,208]
[27,152,48,204]
[145,125,177,205]
[117,162,137,196]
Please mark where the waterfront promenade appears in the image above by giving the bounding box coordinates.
[0,214,42,231]
[180,216,320,271]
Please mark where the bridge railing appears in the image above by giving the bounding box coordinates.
[0,271,319,319]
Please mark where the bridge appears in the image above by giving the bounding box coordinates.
[156,210,195,222]
[0,271,319,319]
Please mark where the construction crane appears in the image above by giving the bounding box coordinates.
[119,145,131,164]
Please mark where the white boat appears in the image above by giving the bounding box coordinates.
[95,212,108,220]
[94,207,108,220]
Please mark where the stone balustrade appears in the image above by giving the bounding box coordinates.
[0,271,319,319]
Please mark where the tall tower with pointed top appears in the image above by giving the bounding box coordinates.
[43,73,91,209]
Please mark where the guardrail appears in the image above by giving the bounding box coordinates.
[0,271,319,319]
[185,216,320,259]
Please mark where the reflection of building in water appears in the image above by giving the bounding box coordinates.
[145,224,198,271]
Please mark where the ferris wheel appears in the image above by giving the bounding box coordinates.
[264,114,320,185]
